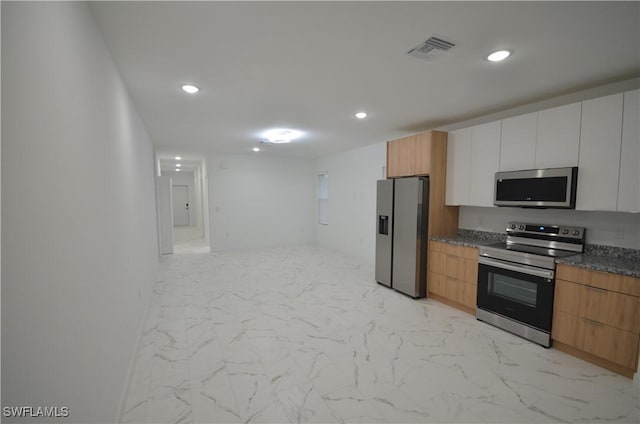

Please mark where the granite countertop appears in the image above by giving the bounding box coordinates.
[431,231,640,278]
[555,245,640,278]
[430,229,506,249]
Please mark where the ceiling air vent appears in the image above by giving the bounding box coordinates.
[407,36,455,60]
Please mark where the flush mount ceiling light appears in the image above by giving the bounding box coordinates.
[253,147,260,152]
[181,84,199,94]
[355,112,368,119]
[175,156,181,160]
[261,128,303,144]
[487,50,512,62]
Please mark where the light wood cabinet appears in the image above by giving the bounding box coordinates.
[552,264,640,377]
[576,93,624,211]
[428,241,478,314]
[553,311,639,371]
[387,135,416,178]
[413,132,434,176]
[617,89,639,212]
[386,130,458,238]
[555,279,640,333]
[386,131,444,178]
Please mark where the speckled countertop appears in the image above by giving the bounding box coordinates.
[430,229,506,248]
[431,230,640,278]
[555,245,640,278]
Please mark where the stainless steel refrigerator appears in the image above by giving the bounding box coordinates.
[375,177,429,298]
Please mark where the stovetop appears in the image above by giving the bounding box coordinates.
[478,222,586,270]
[483,242,582,259]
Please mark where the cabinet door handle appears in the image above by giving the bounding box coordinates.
[583,318,605,327]
[586,285,607,294]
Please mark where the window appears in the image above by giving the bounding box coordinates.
[317,173,328,225]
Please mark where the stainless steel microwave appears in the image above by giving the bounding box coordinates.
[494,167,578,209]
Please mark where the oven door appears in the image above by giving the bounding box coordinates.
[477,257,555,332]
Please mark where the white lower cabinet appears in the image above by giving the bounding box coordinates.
[617,89,639,212]
[469,121,501,207]
[576,93,623,211]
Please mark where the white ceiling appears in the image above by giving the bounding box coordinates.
[90,1,640,159]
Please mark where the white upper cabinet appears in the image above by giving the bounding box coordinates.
[500,112,537,171]
[445,90,637,211]
[445,128,472,205]
[576,93,624,211]
[469,121,502,207]
[617,89,640,212]
[535,102,581,169]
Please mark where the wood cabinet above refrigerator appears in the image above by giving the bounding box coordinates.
[386,130,458,237]
[387,131,447,178]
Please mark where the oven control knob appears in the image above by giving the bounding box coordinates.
[572,230,580,236]
[510,224,516,230]
[561,229,569,235]
[518,224,525,230]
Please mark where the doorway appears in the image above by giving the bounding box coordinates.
[172,184,190,226]
[155,154,211,254]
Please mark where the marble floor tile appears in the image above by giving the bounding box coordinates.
[121,244,639,423]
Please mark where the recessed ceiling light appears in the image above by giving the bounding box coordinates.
[175,156,181,160]
[487,50,511,62]
[355,112,368,119]
[253,147,260,152]
[175,168,180,172]
[176,164,181,167]
[181,84,199,94]
[261,128,303,144]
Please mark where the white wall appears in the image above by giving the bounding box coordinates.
[193,167,204,234]
[315,142,387,264]
[162,170,200,231]
[2,2,159,422]
[201,161,211,246]
[0,1,3,405]
[156,176,174,254]
[207,154,315,251]
[460,206,640,249]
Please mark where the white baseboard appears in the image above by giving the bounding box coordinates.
[114,293,153,423]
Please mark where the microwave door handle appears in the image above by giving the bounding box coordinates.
[478,257,554,280]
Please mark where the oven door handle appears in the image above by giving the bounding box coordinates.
[478,257,555,280]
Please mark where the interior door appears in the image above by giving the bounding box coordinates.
[172,185,189,226]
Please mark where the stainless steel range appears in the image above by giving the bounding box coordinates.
[476,222,585,347]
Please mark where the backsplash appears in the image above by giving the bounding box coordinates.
[459,206,640,250]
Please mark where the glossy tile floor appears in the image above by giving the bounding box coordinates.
[121,244,639,423]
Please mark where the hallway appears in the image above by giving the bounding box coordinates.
[122,245,639,423]
[173,226,209,255]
